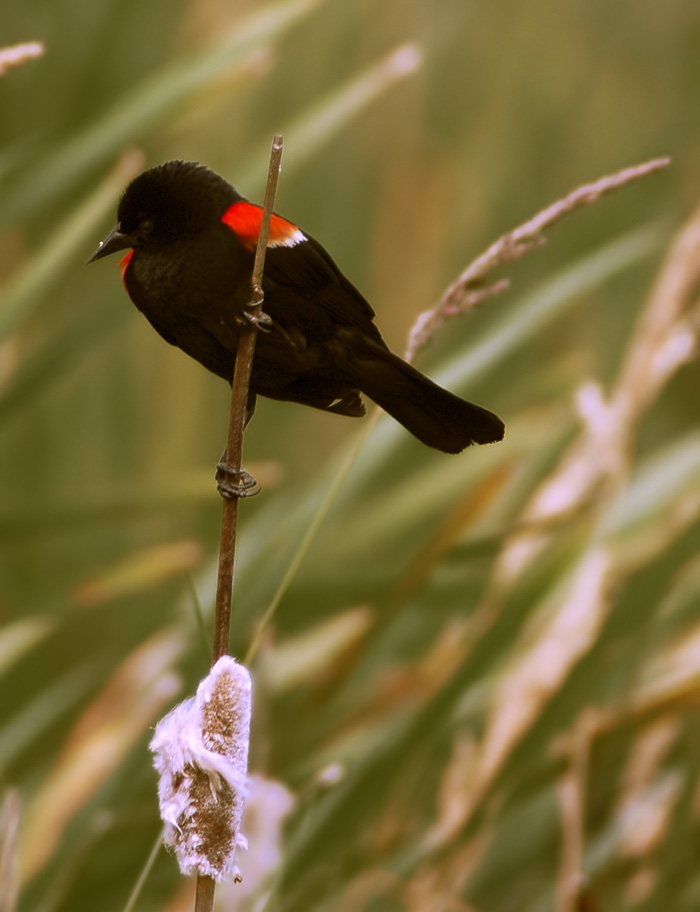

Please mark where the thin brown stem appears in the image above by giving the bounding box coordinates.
[194,875,216,912]
[195,133,283,912]
[211,134,284,662]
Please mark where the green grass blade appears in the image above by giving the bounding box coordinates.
[0,0,320,225]
[0,152,141,342]
[238,43,423,192]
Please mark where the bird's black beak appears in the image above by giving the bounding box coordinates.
[87,224,135,264]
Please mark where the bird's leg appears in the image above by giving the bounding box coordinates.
[215,391,260,499]
[215,389,262,500]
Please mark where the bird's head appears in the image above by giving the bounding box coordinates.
[88,160,240,262]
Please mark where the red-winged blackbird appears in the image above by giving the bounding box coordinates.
[89,160,504,453]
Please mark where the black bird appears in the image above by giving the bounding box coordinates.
[89,160,504,453]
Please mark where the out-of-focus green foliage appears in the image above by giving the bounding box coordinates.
[1,1,700,910]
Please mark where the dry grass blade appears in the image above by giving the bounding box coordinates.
[406,157,671,361]
[20,631,184,883]
[0,42,44,76]
[496,194,700,585]
[0,791,20,912]
[555,712,596,912]
[414,190,700,873]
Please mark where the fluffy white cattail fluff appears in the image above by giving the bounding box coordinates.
[150,656,252,881]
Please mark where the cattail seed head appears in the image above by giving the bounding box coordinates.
[150,656,251,881]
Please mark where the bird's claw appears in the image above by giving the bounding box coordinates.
[216,462,261,500]
[238,309,273,332]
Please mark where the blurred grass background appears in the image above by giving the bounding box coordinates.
[2,1,700,910]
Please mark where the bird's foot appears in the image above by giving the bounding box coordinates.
[238,308,273,332]
[216,462,261,500]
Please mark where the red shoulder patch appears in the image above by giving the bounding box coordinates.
[221,201,306,252]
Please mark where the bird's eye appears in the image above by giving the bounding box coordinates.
[140,219,154,236]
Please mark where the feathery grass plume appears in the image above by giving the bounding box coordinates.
[150,656,251,882]
[405,157,670,361]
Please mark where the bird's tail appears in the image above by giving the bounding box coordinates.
[356,346,504,454]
